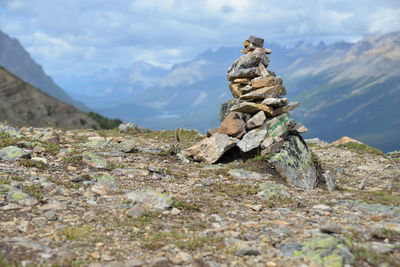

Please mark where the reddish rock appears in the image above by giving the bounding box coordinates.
[218,112,246,138]
[331,136,363,145]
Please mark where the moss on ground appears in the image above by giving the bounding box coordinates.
[19,159,46,170]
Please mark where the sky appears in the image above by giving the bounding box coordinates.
[1,0,400,76]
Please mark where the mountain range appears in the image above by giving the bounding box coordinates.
[1,28,399,151]
[73,32,399,152]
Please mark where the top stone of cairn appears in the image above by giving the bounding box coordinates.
[247,35,264,48]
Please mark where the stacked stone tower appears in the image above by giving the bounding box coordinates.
[184,36,321,190]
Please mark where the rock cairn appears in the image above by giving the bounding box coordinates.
[184,36,321,190]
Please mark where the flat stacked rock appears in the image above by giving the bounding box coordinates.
[184,36,320,190]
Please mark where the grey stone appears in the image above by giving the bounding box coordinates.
[231,102,274,115]
[323,171,336,191]
[273,102,300,116]
[247,35,264,48]
[235,246,261,256]
[228,169,266,180]
[367,242,395,254]
[246,111,266,130]
[227,48,270,80]
[81,140,111,149]
[122,259,146,267]
[358,181,366,190]
[261,136,285,155]
[237,129,267,153]
[6,190,38,206]
[0,122,23,138]
[91,173,118,196]
[183,133,238,164]
[0,146,31,161]
[82,152,109,169]
[220,99,240,121]
[125,189,173,213]
[342,201,400,217]
[240,85,287,100]
[119,139,139,153]
[262,97,288,107]
[269,135,319,190]
[257,181,291,200]
[151,257,172,267]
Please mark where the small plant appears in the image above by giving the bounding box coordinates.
[60,225,93,240]
[42,141,60,155]
[105,161,123,171]
[21,184,46,203]
[248,154,275,162]
[62,154,83,165]
[212,183,259,198]
[19,159,46,170]
[360,190,400,206]
[172,198,201,211]
[310,151,321,165]
[371,228,400,242]
[178,235,222,251]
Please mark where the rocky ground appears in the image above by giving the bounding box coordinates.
[1,124,400,267]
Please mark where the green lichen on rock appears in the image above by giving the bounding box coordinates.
[9,191,27,200]
[257,181,291,200]
[294,235,355,267]
[91,173,118,196]
[0,146,30,161]
[269,135,318,190]
[81,152,109,169]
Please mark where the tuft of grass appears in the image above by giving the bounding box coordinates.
[351,244,399,266]
[21,184,46,203]
[137,231,222,251]
[60,225,93,240]
[360,190,400,206]
[178,235,223,251]
[310,151,321,165]
[105,161,123,171]
[371,228,400,242]
[338,142,384,156]
[62,153,83,165]
[211,183,259,198]
[172,198,201,211]
[19,159,46,170]
[42,141,60,155]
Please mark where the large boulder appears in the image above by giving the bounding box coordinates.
[269,135,319,190]
[183,133,238,164]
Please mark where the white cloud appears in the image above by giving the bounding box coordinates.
[0,0,399,76]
